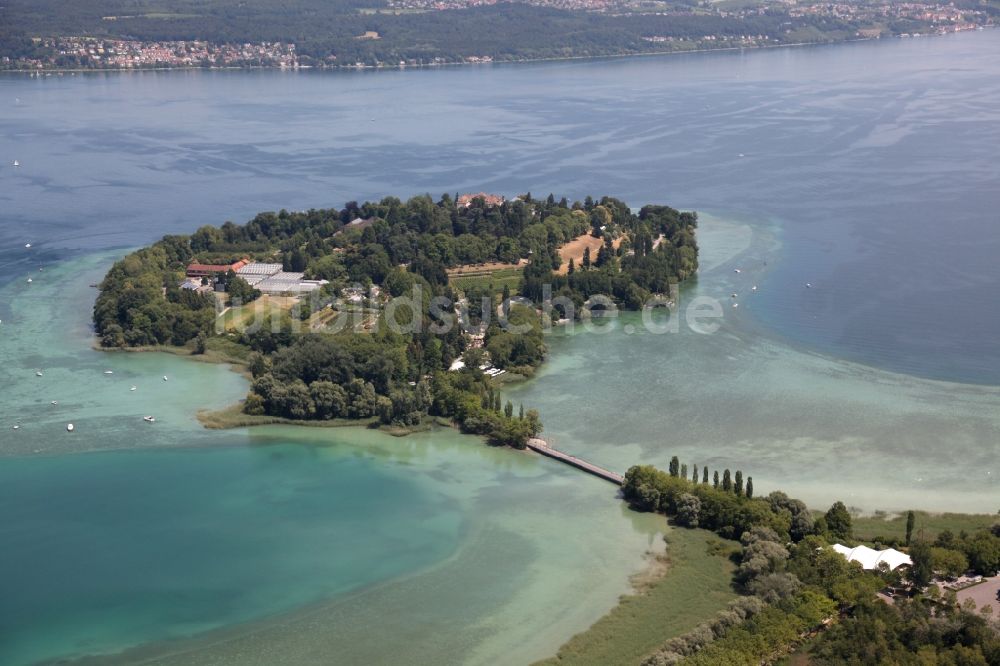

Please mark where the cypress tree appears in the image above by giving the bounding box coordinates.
[596,244,609,267]
[713,471,719,489]
[722,469,732,492]
[692,464,699,483]
[905,510,916,546]
[734,470,743,496]
[703,467,709,484]
[668,456,679,477]
[504,401,514,419]
[582,246,591,269]
[680,463,688,480]
[746,477,753,499]
[494,393,502,412]
[567,258,575,275]
[519,403,524,420]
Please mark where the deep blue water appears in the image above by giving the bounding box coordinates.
[3,33,999,383]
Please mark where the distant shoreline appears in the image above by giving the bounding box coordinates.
[2,29,988,76]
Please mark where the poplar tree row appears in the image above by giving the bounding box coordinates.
[668,455,753,499]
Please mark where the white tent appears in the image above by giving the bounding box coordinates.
[832,544,912,571]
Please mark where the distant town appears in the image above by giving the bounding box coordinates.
[0,0,993,71]
[4,38,298,70]
[387,0,991,27]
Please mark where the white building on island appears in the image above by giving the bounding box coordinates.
[832,544,912,571]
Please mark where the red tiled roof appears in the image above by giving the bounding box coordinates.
[186,259,248,275]
[458,193,505,208]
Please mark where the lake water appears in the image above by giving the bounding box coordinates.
[1,30,999,664]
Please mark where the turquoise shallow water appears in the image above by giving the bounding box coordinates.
[0,444,459,665]
[0,255,666,666]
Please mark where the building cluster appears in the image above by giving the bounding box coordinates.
[388,0,623,9]
[13,37,298,70]
[183,260,328,296]
[643,34,778,46]
[784,1,987,34]
[235,263,328,295]
[384,0,989,37]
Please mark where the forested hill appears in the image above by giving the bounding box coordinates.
[4,0,994,69]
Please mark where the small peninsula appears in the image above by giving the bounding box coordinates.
[94,193,698,446]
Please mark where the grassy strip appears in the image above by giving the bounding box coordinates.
[197,404,452,437]
[535,527,737,666]
[95,338,251,368]
[197,402,379,430]
[850,510,996,542]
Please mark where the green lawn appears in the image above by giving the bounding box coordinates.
[535,527,737,666]
[851,511,997,543]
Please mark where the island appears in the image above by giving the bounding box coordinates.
[93,192,698,446]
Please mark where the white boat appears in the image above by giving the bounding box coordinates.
[35,370,43,377]
[51,401,58,405]
[805,283,812,288]
[13,160,20,167]
[130,386,137,391]
[143,416,156,423]
[732,303,739,308]
[104,370,113,375]
[26,278,32,283]
[12,425,20,430]
[734,268,741,273]
[751,285,758,291]
[163,375,168,381]
[66,423,74,432]
[24,243,31,248]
